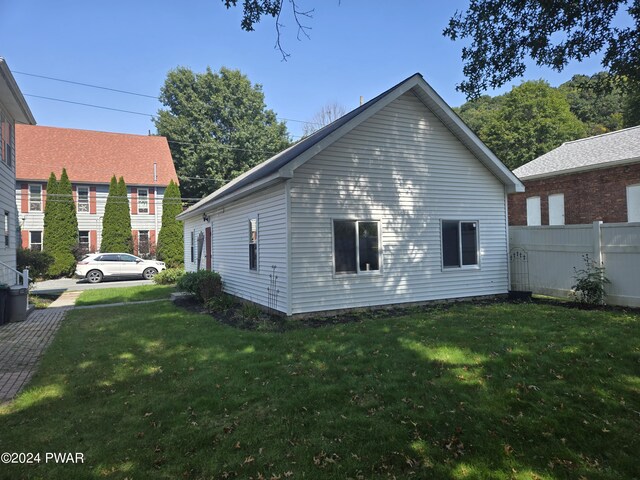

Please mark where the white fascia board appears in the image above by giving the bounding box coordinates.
[517,156,640,182]
[176,172,286,220]
[0,59,36,125]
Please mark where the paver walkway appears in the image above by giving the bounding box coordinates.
[0,306,70,403]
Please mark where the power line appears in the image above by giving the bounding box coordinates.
[24,94,154,117]
[14,71,158,99]
[16,70,322,125]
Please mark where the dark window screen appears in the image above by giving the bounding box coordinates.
[461,222,478,266]
[442,221,460,268]
[358,222,379,271]
[334,221,357,273]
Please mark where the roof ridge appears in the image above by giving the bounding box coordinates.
[17,124,163,139]
[563,124,640,146]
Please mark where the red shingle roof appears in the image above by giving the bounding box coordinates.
[16,125,178,186]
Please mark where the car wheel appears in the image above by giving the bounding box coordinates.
[86,270,103,284]
[143,267,158,280]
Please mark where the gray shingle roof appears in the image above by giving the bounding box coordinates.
[513,125,640,180]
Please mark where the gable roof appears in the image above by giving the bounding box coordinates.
[178,73,524,219]
[16,125,178,186]
[0,58,36,125]
[514,125,640,180]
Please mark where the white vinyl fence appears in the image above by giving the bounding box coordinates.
[509,222,640,307]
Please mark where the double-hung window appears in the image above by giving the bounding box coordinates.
[30,231,42,251]
[190,231,195,263]
[333,220,381,274]
[78,231,90,251]
[77,186,89,212]
[29,185,42,212]
[4,211,9,247]
[138,188,149,214]
[138,230,150,255]
[249,218,258,271]
[441,220,479,269]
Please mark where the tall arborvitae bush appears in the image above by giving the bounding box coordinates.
[118,176,133,254]
[101,175,133,253]
[43,169,78,277]
[156,179,184,267]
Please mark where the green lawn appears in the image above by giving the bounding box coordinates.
[1,300,638,479]
[74,284,175,306]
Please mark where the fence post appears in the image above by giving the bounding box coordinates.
[22,269,29,288]
[593,221,603,266]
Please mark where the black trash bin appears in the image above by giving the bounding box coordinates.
[0,285,9,326]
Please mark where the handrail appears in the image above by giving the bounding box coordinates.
[0,260,29,288]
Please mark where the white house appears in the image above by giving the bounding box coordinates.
[178,73,524,315]
[0,58,36,286]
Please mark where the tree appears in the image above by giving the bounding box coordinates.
[155,67,291,199]
[444,0,640,99]
[302,102,347,137]
[43,169,78,277]
[101,175,133,253]
[220,0,313,59]
[558,73,625,135]
[156,180,184,268]
[478,81,586,170]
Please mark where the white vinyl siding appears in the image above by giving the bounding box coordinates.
[627,184,640,222]
[526,196,541,226]
[0,104,18,284]
[182,184,288,313]
[548,193,565,225]
[289,91,509,314]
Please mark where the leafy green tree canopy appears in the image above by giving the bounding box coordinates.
[444,0,640,99]
[156,180,184,268]
[474,81,586,170]
[154,66,290,199]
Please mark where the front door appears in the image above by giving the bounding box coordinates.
[205,227,212,271]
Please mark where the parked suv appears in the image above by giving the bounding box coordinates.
[76,253,166,283]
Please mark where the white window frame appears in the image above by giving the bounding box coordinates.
[190,231,195,263]
[331,218,383,276]
[29,184,42,212]
[627,184,640,223]
[77,186,90,213]
[138,230,150,255]
[137,188,149,214]
[29,231,42,251]
[526,196,541,226]
[249,216,258,271]
[78,230,90,250]
[548,193,565,225]
[440,219,480,271]
[4,211,9,247]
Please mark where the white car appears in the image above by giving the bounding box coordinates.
[76,253,166,283]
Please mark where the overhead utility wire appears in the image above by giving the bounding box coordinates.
[16,70,322,125]
[24,94,154,117]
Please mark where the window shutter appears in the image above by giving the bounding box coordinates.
[149,187,155,215]
[21,184,28,212]
[89,186,97,214]
[131,187,138,215]
[42,184,47,210]
[21,230,29,249]
[132,230,138,255]
[90,230,97,252]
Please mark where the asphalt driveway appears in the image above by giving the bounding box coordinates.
[31,277,154,295]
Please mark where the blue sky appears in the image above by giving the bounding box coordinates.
[1,0,611,140]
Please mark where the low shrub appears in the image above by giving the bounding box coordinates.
[153,268,185,285]
[206,293,236,312]
[177,270,222,303]
[240,302,262,320]
[17,249,54,282]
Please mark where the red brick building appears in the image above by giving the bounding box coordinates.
[509,126,640,226]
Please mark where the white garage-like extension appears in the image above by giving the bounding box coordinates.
[177,73,524,315]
